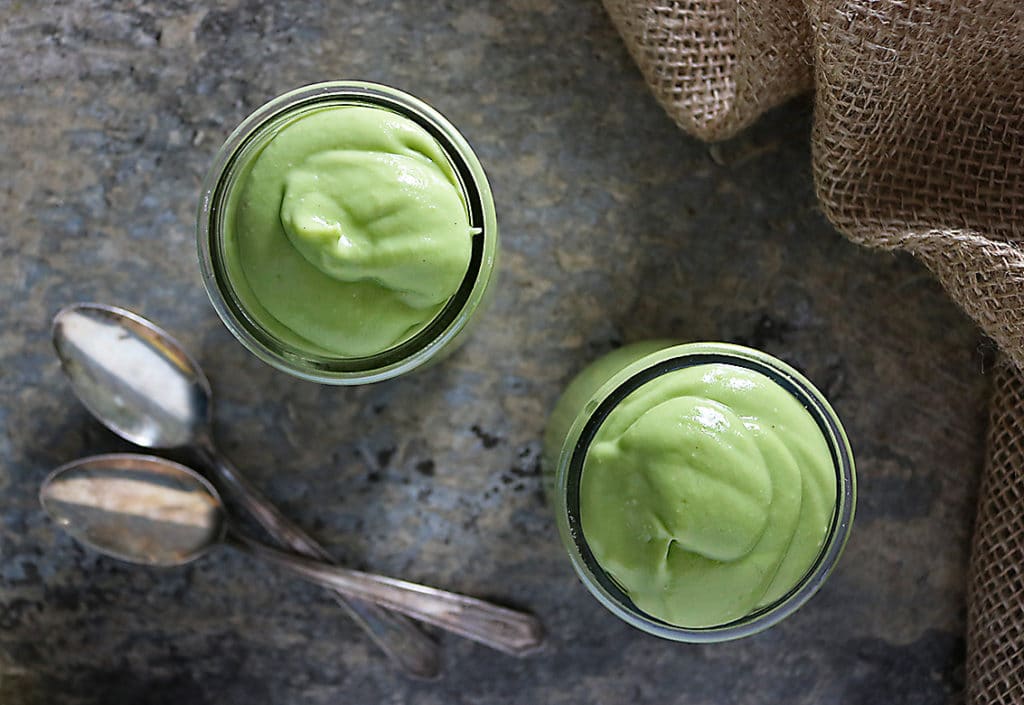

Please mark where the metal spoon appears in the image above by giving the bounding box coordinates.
[49,303,442,676]
[41,454,544,655]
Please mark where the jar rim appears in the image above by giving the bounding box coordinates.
[553,342,857,642]
[196,81,498,384]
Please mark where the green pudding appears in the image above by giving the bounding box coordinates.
[543,342,854,639]
[223,105,476,358]
[580,362,836,628]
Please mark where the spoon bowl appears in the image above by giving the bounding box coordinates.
[41,454,225,566]
[52,304,211,448]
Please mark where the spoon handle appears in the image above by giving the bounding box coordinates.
[193,439,440,678]
[228,530,545,657]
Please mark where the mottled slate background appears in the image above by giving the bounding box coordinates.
[0,1,991,703]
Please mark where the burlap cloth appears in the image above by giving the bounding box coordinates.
[602,0,1024,700]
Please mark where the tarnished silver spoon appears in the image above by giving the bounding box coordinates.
[41,454,545,656]
[50,303,442,676]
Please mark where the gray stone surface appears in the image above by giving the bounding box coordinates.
[0,1,991,703]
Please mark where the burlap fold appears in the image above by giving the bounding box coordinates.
[603,1,1024,702]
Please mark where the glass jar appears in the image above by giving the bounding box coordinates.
[542,341,856,642]
[197,81,497,384]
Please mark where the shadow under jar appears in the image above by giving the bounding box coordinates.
[542,341,856,642]
[198,81,497,384]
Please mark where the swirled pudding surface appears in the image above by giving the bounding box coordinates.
[580,363,836,628]
[224,105,475,357]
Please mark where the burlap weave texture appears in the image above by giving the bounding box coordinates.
[603,1,1024,702]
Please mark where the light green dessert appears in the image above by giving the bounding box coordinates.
[223,105,475,357]
[580,362,837,628]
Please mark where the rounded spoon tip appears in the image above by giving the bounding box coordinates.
[41,453,227,567]
[51,302,213,449]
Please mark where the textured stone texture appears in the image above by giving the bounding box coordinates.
[0,1,990,703]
